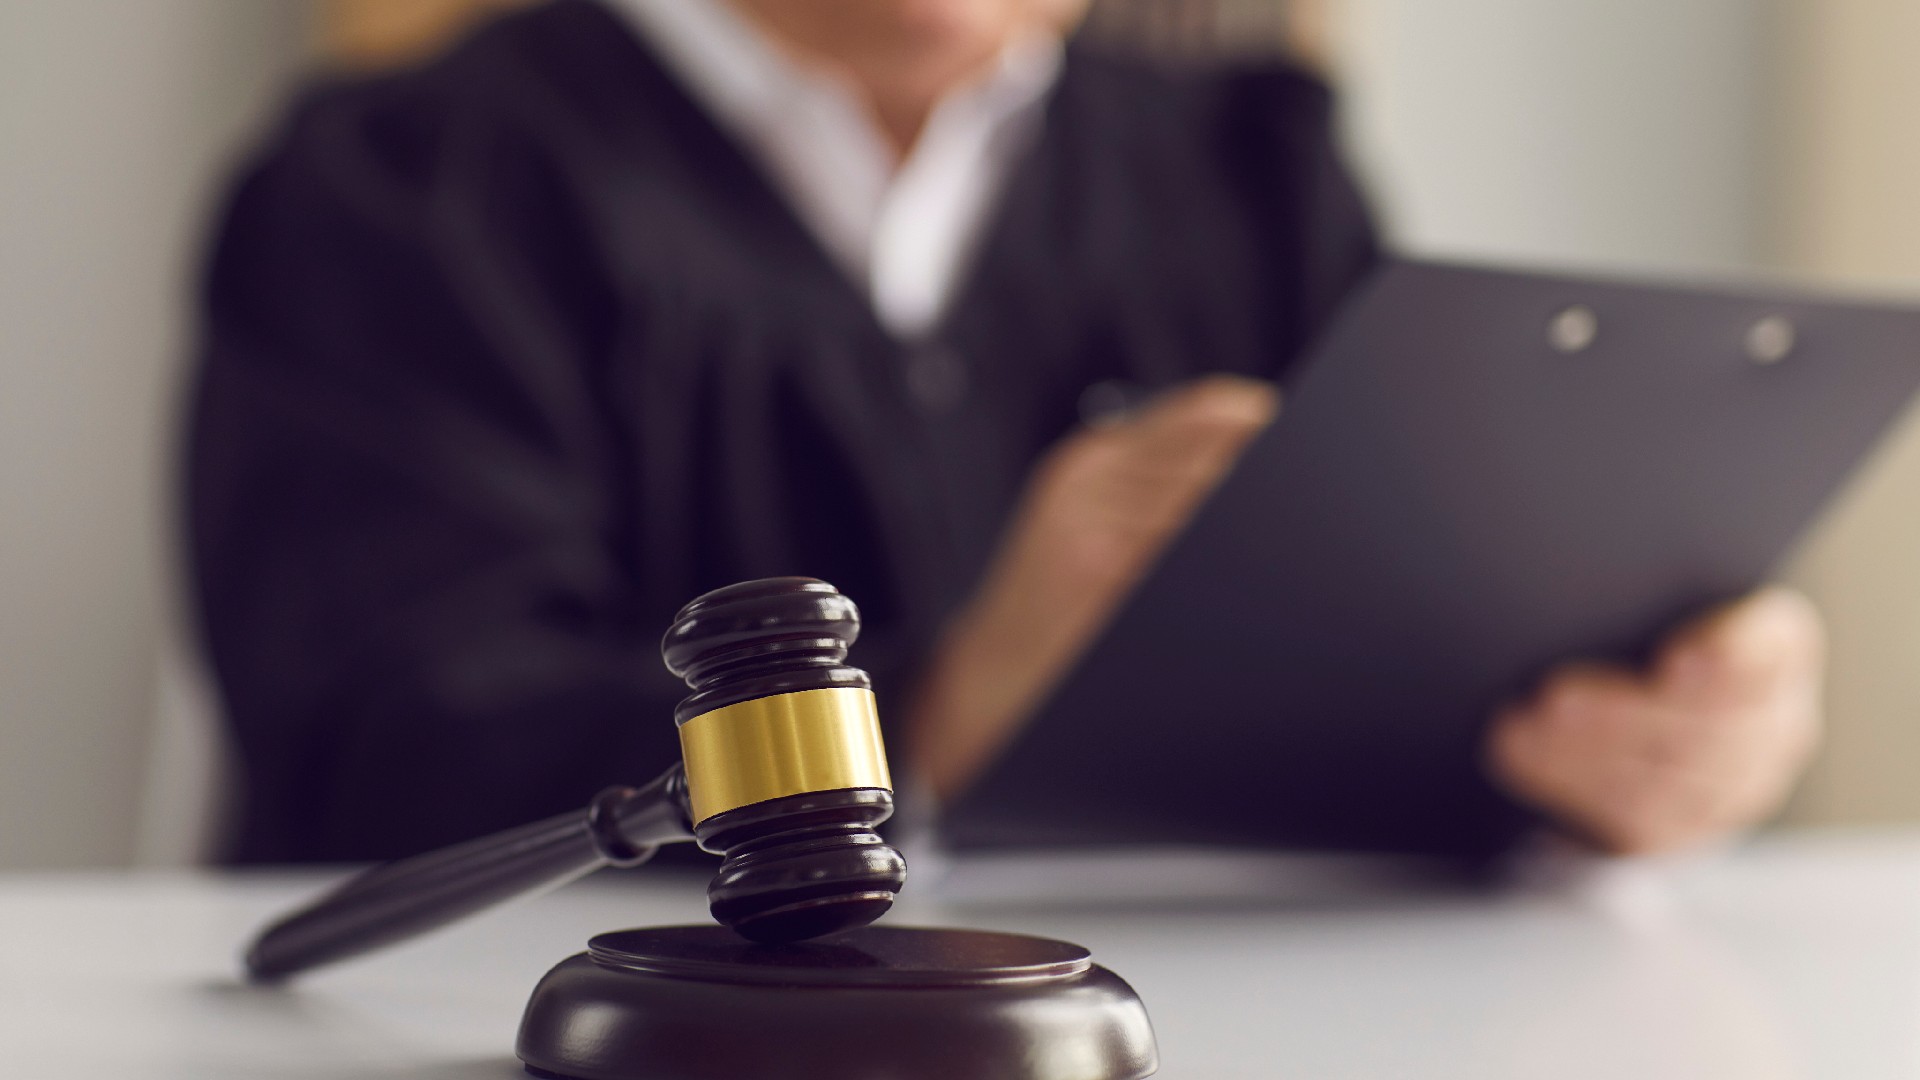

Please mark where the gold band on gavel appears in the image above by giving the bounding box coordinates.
[677,687,893,825]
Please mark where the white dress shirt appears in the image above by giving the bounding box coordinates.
[611,0,1063,340]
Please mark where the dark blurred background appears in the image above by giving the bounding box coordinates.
[1,0,1916,868]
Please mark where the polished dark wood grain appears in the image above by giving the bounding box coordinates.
[245,767,694,981]
[661,576,873,723]
[517,926,1160,1080]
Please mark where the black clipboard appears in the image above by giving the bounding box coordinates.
[945,258,1920,859]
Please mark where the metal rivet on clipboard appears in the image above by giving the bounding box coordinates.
[1548,305,1599,353]
[1746,315,1797,365]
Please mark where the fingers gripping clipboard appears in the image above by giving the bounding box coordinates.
[947,259,1920,859]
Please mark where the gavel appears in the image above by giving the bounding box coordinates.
[245,577,909,980]
[243,576,1157,1080]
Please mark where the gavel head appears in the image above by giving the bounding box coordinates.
[661,577,909,944]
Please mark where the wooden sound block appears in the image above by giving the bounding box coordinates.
[516,925,1159,1080]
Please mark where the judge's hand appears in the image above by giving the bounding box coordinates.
[1487,587,1825,855]
[906,375,1280,799]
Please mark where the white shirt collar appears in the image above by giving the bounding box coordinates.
[609,0,1063,340]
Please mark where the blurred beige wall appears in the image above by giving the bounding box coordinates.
[0,1,307,867]
[1770,0,1920,825]
[1330,0,1769,272]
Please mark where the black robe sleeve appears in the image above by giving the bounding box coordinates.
[189,76,688,863]
[1214,63,1383,378]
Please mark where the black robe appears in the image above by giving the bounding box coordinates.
[189,0,1380,863]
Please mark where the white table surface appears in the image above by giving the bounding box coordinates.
[7,827,1920,1079]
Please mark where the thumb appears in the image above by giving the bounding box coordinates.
[1127,375,1280,466]
[1658,586,1825,705]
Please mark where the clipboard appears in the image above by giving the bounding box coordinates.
[944,258,1920,859]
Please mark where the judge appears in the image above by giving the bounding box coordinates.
[188,0,1823,864]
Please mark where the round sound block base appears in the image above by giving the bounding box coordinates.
[515,925,1157,1080]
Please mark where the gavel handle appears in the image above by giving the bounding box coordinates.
[244,765,694,982]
